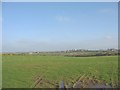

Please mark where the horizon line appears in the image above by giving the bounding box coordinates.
[1,48,118,53]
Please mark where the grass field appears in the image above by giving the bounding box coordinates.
[2,55,118,88]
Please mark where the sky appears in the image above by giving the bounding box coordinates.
[0,2,1,51]
[2,2,118,52]
[2,0,120,2]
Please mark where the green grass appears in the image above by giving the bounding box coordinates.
[2,55,118,88]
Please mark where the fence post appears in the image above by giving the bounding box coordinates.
[59,81,65,90]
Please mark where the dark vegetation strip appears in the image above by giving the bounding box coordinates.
[2,48,119,57]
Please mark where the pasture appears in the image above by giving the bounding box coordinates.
[2,55,118,88]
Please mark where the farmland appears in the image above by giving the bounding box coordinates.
[2,55,118,88]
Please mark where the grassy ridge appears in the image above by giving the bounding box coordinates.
[2,55,118,88]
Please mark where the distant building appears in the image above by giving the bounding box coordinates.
[29,52,33,54]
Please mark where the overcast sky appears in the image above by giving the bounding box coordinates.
[2,2,118,52]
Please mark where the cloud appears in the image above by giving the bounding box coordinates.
[2,36,118,52]
[56,16,70,22]
[3,40,50,52]
[104,36,112,40]
[98,9,114,13]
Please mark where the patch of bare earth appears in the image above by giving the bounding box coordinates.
[31,75,59,88]
[69,75,112,88]
[31,75,112,88]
